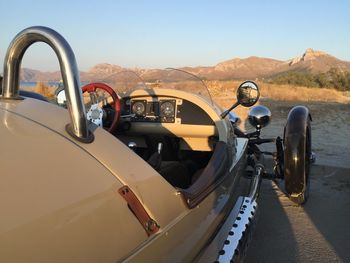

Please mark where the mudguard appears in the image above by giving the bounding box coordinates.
[283,106,312,204]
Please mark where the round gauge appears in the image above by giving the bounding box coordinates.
[160,101,175,117]
[132,101,146,116]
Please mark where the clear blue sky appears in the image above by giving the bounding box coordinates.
[0,0,349,71]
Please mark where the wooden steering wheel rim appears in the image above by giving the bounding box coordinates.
[81,82,120,133]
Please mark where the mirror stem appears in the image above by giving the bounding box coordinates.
[221,101,239,119]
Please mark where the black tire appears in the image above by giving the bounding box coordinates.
[283,106,312,205]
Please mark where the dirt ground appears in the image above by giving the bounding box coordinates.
[236,99,350,263]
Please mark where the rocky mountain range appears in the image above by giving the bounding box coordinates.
[18,48,350,82]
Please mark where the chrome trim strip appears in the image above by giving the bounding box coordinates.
[248,164,264,200]
[229,138,248,173]
[1,26,92,142]
[216,163,263,262]
[216,197,258,263]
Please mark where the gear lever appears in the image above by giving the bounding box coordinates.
[148,142,163,170]
[157,142,163,154]
[128,141,137,152]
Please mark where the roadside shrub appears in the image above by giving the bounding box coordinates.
[34,82,55,99]
[270,68,350,91]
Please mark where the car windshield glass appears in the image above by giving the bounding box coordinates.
[100,68,214,105]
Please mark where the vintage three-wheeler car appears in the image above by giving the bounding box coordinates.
[0,26,312,262]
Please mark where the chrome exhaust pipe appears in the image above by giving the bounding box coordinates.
[1,26,93,142]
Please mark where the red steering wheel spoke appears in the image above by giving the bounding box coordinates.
[82,82,120,133]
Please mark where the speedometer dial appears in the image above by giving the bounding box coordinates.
[160,101,175,117]
[132,101,146,116]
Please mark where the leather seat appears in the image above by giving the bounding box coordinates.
[159,161,191,189]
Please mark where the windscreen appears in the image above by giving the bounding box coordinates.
[101,68,214,105]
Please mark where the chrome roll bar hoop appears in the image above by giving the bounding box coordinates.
[1,26,93,143]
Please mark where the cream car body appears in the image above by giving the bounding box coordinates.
[0,26,261,263]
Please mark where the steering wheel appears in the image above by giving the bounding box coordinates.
[81,82,121,133]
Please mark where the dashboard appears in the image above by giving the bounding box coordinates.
[118,91,222,151]
[130,99,177,123]
[121,97,214,126]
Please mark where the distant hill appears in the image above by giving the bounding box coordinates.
[276,48,350,74]
[18,48,350,82]
[214,56,284,79]
[211,48,350,79]
[20,68,61,82]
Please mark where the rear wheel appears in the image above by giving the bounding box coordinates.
[283,106,312,205]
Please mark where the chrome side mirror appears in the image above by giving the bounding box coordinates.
[221,80,260,118]
[237,81,260,107]
[248,105,271,129]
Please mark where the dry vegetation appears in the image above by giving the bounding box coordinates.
[33,82,55,99]
[208,80,350,130]
[28,79,350,104]
[259,82,350,103]
[206,80,350,104]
